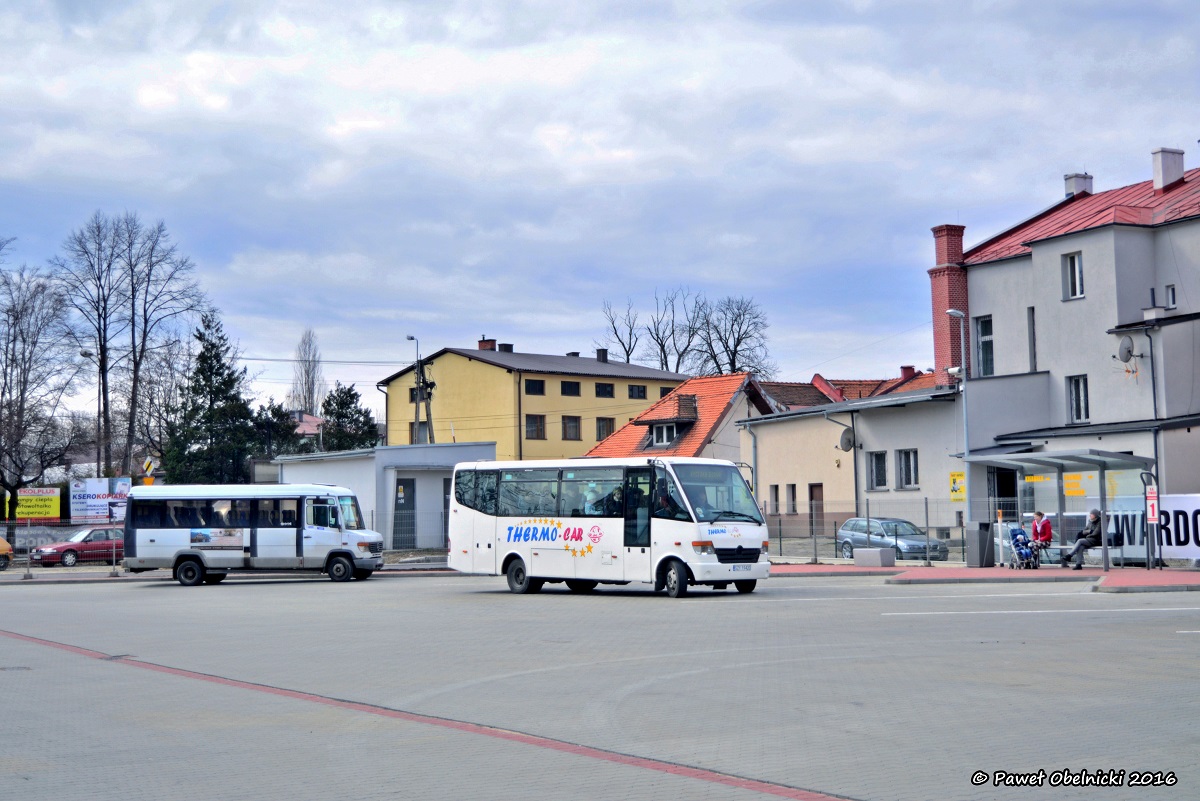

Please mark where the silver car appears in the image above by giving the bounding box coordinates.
[836,517,949,561]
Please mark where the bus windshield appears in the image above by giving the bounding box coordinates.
[672,464,763,525]
[337,496,365,530]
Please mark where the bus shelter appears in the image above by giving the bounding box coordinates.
[964,449,1155,571]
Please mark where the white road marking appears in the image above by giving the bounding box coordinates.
[683,591,1094,604]
[885,607,1200,616]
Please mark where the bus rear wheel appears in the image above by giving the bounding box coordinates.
[506,558,542,594]
[565,580,597,592]
[175,560,205,587]
[734,580,757,594]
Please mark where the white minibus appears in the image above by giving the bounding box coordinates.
[449,457,769,597]
[123,484,384,585]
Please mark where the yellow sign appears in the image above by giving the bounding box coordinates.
[1064,473,1081,481]
[7,488,61,520]
[949,471,965,502]
[1065,489,1087,497]
[1024,475,1046,482]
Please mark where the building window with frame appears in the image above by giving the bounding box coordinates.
[561,415,581,441]
[408,387,428,403]
[595,382,614,398]
[629,384,647,400]
[896,449,919,489]
[1166,284,1177,309]
[868,451,888,490]
[652,423,676,445]
[561,380,581,396]
[596,417,615,441]
[768,484,779,515]
[1063,252,1084,299]
[1067,375,1089,423]
[975,315,994,377]
[786,484,797,514]
[660,386,672,398]
[525,414,546,440]
[524,378,545,395]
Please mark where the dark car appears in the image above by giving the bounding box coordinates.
[836,517,949,561]
[31,527,123,567]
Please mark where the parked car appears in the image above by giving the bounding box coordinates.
[836,517,950,561]
[31,527,123,567]
[0,536,11,570]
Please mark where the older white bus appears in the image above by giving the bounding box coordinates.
[123,484,384,586]
[449,457,769,597]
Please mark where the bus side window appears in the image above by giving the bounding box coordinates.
[476,472,498,516]
[623,468,652,548]
[454,470,476,509]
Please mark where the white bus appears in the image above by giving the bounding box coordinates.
[449,457,769,597]
[123,484,385,586]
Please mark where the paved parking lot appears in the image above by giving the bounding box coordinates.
[1,574,1196,800]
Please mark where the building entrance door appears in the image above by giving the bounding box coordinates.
[393,477,416,549]
[808,483,825,538]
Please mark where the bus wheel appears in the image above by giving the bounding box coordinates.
[734,580,757,594]
[506,558,542,594]
[565,580,598,592]
[203,573,226,585]
[327,555,353,582]
[664,560,688,598]
[175,560,205,587]
[352,569,373,580]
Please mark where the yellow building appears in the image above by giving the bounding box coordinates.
[377,338,687,460]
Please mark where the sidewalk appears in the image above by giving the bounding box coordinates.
[769,559,1200,592]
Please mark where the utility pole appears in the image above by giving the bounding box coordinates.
[406,335,435,444]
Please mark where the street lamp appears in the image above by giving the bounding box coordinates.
[946,310,970,523]
[79,349,100,478]
[406,335,421,444]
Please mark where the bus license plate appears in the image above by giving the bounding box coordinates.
[731,564,751,571]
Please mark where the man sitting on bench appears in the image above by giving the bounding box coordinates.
[1061,509,1102,570]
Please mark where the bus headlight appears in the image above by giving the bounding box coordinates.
[356,541,372,551]
[691,541,715,555]
[761,541,770,554]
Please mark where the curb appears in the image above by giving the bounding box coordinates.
[1093,583,1200,593]
[886,575,1096,585]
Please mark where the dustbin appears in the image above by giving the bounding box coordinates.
[966,523,994,568]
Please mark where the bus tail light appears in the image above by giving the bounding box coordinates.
[691,541,715,555]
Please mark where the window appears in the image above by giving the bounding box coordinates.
[524,379,545,395]
[975,315,994,377]
[525,414,546,440]
[652,423,676,445]
[896,449,919,489]
[561,380,580,396]
[595,382,614,398]
[787,484,797,514]
[408,387,428,403]
[660,386,672,398]
[1166,284,1177,309]
[1068,375,1089,423]
[409,421,430,444]
[1027,307,1037,372]
[628,384,647,400]
[455,470,497,515]
[868,451,888,490]
[560,466,623,517]
[769,484,779,515]
[1063,252,1084,299]
[497,469,558,517]
[561,415,581,441]
[596,417,615,441]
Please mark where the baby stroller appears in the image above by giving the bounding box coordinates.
[1007,526,1038,570]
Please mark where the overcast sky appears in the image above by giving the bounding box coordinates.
[3,1,1198,415]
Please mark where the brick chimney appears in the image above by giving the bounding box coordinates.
[929,224,969,386]
[478,337,496,351]
[900,365,917,381]
[1153,147,1185,191]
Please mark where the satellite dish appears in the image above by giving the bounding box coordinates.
[837,428,855,452]
[1118,336,1136,363]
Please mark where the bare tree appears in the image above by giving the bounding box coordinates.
[692,295,777,378]
[642,286,702,373]
[139,336,193,463]
[0,263,84,533]
[50,212,126,475]
[597,299,640,362]
[115,213,206,476]
[286,328,326,414]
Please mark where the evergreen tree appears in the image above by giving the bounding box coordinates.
[162,313,255,483]
[320,382,378,452]
[252,400,301,458]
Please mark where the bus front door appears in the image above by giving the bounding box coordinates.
[623,468,653,583]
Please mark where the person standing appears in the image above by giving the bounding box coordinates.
[1061,509,1102,570]
[1030,511,1052,548]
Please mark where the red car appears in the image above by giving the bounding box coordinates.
[31,527,123,567]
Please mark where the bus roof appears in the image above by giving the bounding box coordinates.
[451,456,740,471]
[127,484,356,499]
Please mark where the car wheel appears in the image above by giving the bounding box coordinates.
[352,569,373,580]
[0,554,9,571]
[175,560,205,587]
[61,550,78,567]
[664,560,688,598]
[506,558,542,593]
[565,580,598,592]
[203,573,226,584]
[840,541,853,559]
[735,580,757,594]
[327,555,353,582]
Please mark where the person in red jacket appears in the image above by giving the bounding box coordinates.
[1030,511,1052,545]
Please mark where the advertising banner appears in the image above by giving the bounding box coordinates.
[2,487,62,519]
[1158,494,1200,560]
[69,478,132,523]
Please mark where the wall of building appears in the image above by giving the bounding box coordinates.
[278,453,379,527]
[1161,426,1200,495]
